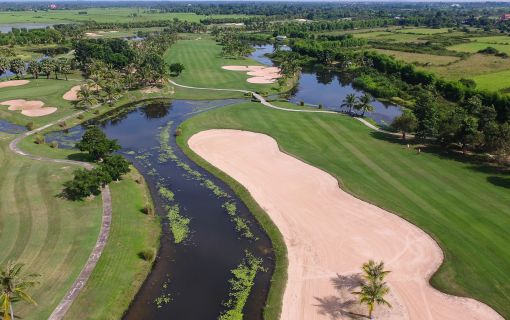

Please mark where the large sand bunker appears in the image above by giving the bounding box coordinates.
[189,129,502,320]
[0,80,30,89]
[222,65,281,84]
[63,85,81,101]
[1,99,57,117]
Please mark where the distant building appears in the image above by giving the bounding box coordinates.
[275,35,287,42]
[49,3,57,9]
[501,14,510,21]
[451,4,461,8]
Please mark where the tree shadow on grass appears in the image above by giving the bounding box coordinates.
[487,176,510,189]
[369,131,509,177]
[67,152,92,162]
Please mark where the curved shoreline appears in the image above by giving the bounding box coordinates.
[189,129,503,320]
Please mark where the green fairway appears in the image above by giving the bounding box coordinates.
[164,38,280,94]
[0,132,102,319]
[0,79,80,127]
[0,9,251,24]
[65,169,160,320]
[180,102,510,318]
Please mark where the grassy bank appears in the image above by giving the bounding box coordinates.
[177,120,288,320]
[179,101,510,318]
[64,168,160,320]
[0,132,102,319]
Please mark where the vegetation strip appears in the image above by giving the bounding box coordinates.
[8,112,112,320]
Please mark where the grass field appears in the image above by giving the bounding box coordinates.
[471,69,510,92]
[448,41,510,55]
[65,169,160,320]
[354,31,428,43]
[394,27,451,34]
[471,35,510,45]
[0,79,80,127]
[0,132,103,319]
[181,102,510,318]
[0,8,252,24]
[375,49,460,65]
[164,37,281,94]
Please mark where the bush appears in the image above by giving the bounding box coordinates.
[25,122,34,131]
[49,141,58,149]
[174,128,182,137]
[93,109,100,115]
[34,134,45,144]
[77,114,85,120]
[100,155,130,180]
[141,204,154,216]
[58,121,67,128]
[300,100,305,106]
[138,248,155,262]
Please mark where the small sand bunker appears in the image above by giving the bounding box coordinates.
[222,65,281,84]
[141,86,161,94]
[63,85,81,101]
[0,80,30,89]
[190,129,503,320]
[85,32,102,37]
[0,99,57,117]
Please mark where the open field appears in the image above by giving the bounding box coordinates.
[0,9,252,24]
[375,49,460,65]
[354,31,428,43]
[0,132,102,319]
[164,37,281,93]
[180,102,510,318]
[470,35,510,45]
[471,69,510,92]
[65,169,160,320]
[448,41,510,55]
[394,27,451,34]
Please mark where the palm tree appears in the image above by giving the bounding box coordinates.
[355,93,375,117]
[76,83,97,109]
[102,81,121,107]
[0,262,39,320]
[352,280,391,319]
[361,260,391,283]
[341,93,357,114]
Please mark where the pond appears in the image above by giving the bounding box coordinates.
[0,119,26,134]
[46,99,274,320]
[250,44,403,125]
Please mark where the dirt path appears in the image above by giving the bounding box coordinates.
[8,108,112,320]
[189,129,502,320]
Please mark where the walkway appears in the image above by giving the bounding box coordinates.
[8,108,112,320]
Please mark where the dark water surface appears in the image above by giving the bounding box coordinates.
[0,119,26,134]
[47,99,274,320]
[249,44,402,125]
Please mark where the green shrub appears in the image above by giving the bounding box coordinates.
[49,141,58,149]
[25,122,34,131]
[34,134,45,145]
[77,114,85,120]
[174,127,182,137]
[139,248,155,261]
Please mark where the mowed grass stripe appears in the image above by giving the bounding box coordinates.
[181,102,510,317]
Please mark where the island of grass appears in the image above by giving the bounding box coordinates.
[178,101,510,318]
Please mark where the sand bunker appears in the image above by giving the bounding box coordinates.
[85,32,102,37]
[141,86,161,94]
[189,129,502,320]
[1,99,57,117]
[0,80,30,89]
[62,85,81,101]
[222,65,281,84]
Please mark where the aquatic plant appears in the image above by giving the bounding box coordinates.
[166,204,190,244]
[223,202,256,240]
[158,184,175,202]
[218,251,264,320]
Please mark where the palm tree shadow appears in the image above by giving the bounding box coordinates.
[487,176,510,189]
[332,273,363,291]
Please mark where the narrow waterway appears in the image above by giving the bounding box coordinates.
[46,99,275,320]
[250,44,403,125]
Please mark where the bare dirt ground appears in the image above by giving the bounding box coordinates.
[63,85,81,101]
[0,99,57,117]
[0,80,30,89]
[189,129,503,320]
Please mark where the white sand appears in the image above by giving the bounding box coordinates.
[62,85,81,101]
[85,32,102,37]
[0,80,30,89]
[222,65,282,84]
[189,129,503,320]
[141,86,161,94]
[1,99,57,117]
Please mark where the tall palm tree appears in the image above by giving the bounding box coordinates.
[341,93,357,114]
[77,83,97,109]
[362,260,391,283]
[0,262,39,320]
[355,93,375,117]
[352,280,391,319]
[102,81,121,107]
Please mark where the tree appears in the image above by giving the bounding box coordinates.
[62,168,104,200]
[75,126,120,161]
[361,260,391,283]
[0,56,9,77]
[414,94,439,139]
[60,63,72,81]
[392,110,417,140]
[26,60,41,79]
[40,59,54,79]
[101,155,130,180]
[455,116,482,153]
[169,62,185,76]
[76,83,97,109]
[352,280,391,319]
[341,93,357,114]
[355,93,375,117]
[101,80,121,106]
[483,122,510,155]
[0,262,39,320]
[9,58,25,79]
